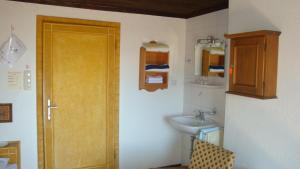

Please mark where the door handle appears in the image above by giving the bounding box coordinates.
[47,99,58,120]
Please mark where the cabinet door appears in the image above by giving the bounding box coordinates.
[229,36,265,96]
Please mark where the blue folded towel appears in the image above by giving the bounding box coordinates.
[145,64,169,70]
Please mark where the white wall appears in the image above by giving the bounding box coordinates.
[0,1,186,169]
[184,9,228,124]
[185,9,228,82]
[224,0,300,169]
[182,9,228,165]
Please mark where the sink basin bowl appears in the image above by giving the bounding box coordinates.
[167,115,216,135]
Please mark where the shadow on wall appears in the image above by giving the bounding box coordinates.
[224,94,300,169]
[223,0,300,169]
[229,1,280,33]
[224,117,300,169]
[226,127,280,169]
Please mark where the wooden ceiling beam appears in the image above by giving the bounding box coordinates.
[9,0,228,18]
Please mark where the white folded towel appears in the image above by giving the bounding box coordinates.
[146,79,163,84]
[146,75,163,84]
[209,69,224,73]
[209,49,225,55]
[146,80,163,83]
[142,42,169,52]
[146,69,169,72]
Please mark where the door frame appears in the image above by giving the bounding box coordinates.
[36,15,120,169]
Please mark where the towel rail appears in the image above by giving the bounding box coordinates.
[196,36,226,45]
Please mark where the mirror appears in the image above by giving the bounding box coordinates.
[194,37,225,77]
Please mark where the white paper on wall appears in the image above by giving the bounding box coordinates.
[0,33,26,65]
[7,71,22,90]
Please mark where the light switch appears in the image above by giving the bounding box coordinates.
[23,70,32,90]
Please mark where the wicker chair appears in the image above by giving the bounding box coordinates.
[152,140,235,169]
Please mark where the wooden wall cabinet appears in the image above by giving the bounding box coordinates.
[139,47,169,92]
[225,30,281,99]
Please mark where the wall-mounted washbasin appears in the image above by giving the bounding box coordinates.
[167,115,216,135]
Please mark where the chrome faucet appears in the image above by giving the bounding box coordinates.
[194,108,217,121]
[195,110,206,121]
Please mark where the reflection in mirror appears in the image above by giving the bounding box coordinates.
[194,36,226,77]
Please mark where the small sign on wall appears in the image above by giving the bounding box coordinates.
[0,104,13,123]
[7,72,22,90]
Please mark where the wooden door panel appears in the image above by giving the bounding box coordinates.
[229,37,265,96]
[234,45,258,87]
[52,29,108,169]
[42,21,118,169]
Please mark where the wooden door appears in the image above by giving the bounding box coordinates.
[229,36,265,96]
[37,16,120,169]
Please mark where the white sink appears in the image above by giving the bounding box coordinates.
[167,115,216,135]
